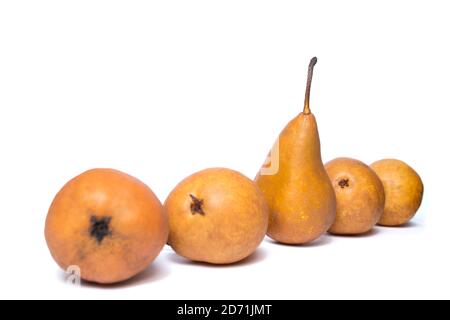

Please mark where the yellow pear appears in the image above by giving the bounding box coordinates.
[325,158,385,235]
[255,57,336,244]
[370,159,424,226]
[165,168,269,264]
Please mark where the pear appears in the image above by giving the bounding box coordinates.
[255,57,336,244]
[165,168,269,264]
[325,157,385,235]
[370,159,424,226]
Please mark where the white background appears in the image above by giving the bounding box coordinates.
[0,1,448,299]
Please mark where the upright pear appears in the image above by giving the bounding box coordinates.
[255,57,336,244]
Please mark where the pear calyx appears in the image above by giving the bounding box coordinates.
[189,194,205,215]
[338,179,350,188]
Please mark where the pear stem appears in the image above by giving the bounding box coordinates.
[303,57,317,115]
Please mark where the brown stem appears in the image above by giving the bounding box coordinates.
[303,57,317,114]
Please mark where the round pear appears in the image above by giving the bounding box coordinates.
[45,169,168,284]
[165,168,269,264]
[325,158,385,235]
[370,159,424,226]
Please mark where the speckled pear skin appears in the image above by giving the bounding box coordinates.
[165,168,269,264]
[325,157,385,235]
[45,169,168,284]
[255,57,336,244]
[255,112,336,244]
[370,159,424,226]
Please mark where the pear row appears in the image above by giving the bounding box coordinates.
[45,57,423,284]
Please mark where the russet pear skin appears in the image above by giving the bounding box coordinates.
[370,159,423,226]
[45,169,168,284]
[255,57,336,245]
[165,168,269,264]
[256,113,336,244]
[325,157,385,235]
